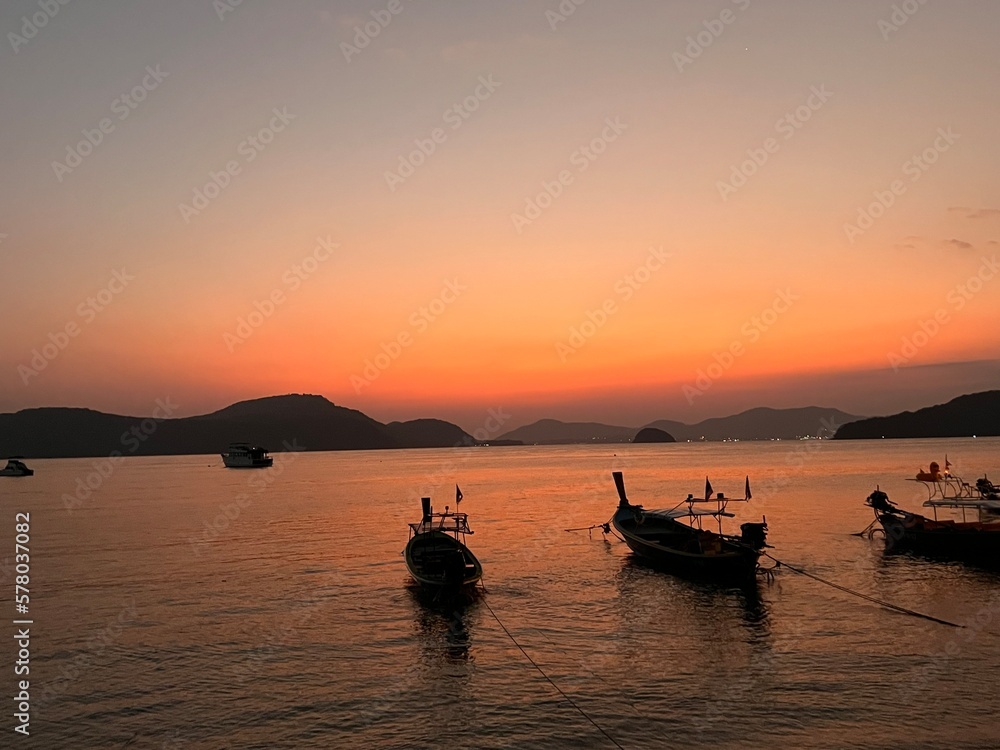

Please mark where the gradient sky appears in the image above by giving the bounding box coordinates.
[2,0,998,431]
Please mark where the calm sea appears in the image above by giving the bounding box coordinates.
[3,438,1000,749]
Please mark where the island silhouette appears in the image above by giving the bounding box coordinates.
[1,391,996,459]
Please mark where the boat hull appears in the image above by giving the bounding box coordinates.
[221,455,273,468]
[405,531,482,589]
[875,510,1000,567]
[613,506,760,582]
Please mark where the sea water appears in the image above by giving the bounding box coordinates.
[4,438,999,749]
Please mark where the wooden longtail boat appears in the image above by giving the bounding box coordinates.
[404,495,482,589]
[866,488,1000,566]
[611,471,768,583]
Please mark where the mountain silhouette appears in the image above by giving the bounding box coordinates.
[633,427,676,443]
[499,407,859,444]
[647,406,858,441]
[834,391,1000,439]
[0,394,483,458]
[497,419,637,444]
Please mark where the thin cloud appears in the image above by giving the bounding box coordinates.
[945,238,974,250]
[948,206,1000,219]
[895,235,923,250]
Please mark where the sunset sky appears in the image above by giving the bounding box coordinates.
[2,0,998,431]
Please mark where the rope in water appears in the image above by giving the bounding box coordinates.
[761,551,965,628]
[480,594,626,750]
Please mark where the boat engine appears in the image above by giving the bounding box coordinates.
[866,489,896,513]
[740,519,768,550]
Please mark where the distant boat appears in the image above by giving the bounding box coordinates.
[611,471,768,583]
[404,494,482,589]
[866,488,1000,566]
[221,443,273,468]
[0,458,33,477]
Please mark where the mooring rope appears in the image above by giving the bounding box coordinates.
[480,594,626,750]
[761,552,965,628]
[850,518,879,537]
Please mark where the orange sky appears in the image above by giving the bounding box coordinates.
[2,1,998,430]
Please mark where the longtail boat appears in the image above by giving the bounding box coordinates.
[404,492,482,589]
[866,487,1000,566]
[611,471,768,583]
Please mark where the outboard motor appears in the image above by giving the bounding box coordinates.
[866,489,895,512]
[421,497,432,522]
[740,519,768,550]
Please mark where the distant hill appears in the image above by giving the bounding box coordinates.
[0,395,481,459]
[499,407,860,445]
[633,427,675,444]
[834,391,1000,439]
[385,419,475,448]
[648,407,860,441]
[497,419,637,445]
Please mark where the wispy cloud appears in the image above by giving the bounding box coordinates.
[895,234,923,250]
[945,238,974,250]
[948,206,1000,219]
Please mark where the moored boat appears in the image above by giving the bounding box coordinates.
[611,471,768,583]
[866,487,1000,566]
[221,443,273,468]
[0,458,33,477]
[404,490,482,589]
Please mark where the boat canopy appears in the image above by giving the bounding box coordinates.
[645,507,736,520]
[408,512,474,536]
[923,497,1000,512]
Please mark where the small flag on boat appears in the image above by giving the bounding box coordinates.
[705,477,713,501]
[945,455,952,470]
[745,476,752,500]
[456,484,463,504]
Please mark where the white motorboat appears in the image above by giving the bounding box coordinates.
[221,443,273,468]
